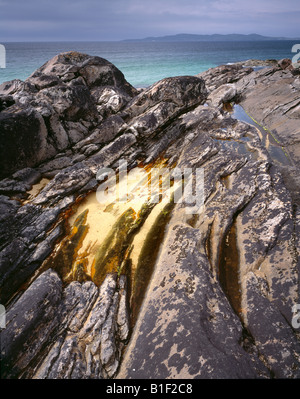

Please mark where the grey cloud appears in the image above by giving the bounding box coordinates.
[0,0,299,41]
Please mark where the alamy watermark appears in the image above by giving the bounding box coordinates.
[292,304,300,329]
[96,160,204,215]
[292,44,300,64]
[0,304,6,329]
[0,44,6,68]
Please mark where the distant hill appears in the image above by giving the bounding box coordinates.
[123,33,297,42]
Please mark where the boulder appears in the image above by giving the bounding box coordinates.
[0,52,138,179]
[28,52,137,97]
[278,58,293,70]
[207,83,237,107]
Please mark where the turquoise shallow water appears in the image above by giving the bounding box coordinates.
[0,40,297,88]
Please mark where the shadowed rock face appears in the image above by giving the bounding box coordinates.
[0,54,300,379]
[0,106,49,178]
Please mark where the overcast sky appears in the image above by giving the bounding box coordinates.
[0,0,299,41]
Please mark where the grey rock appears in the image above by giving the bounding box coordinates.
[234,59,278,68]
[0,195,20,225]
[64,120,89,145]
[38,156,73,175]
[12,168,42,186]
[242,272,300,378]
[32,162,94,205]
[117,275,130,342]
[85,133,137,173]
[207,83,237,107]
[17,272,129,379]
[0,95,15,111]
[0,269,63,379]
[117,224,268,379]
[197,64,254,92]
[0,202,63,304]
[0,79,37,97]
[0,178,31,195]
[92,86,133,118]
[278,58,293,70]
[29,52,137,97]
[1,270,130,379]
[117,65,300,378]
[234,65,300,203]
[123,75,207,137]
[0,105,51,179]
[26,225,63,264]
[82,144,100,156]
[73,115,126,150]
[36,84,98,122]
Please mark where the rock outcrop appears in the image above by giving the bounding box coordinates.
[0,52,138,180]
[235,63,300,205]
[118,103,300,379]
[0,53,299,379]
[1,270,130,379]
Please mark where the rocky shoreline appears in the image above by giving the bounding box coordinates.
[0,53,299,379]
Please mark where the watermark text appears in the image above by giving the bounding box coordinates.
[0,44,6,68]
[292,44,300,64]
[0,304,6,328]
[96,160,204,215]
[292,304,300,329]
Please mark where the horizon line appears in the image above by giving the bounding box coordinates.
[1,32,300,43]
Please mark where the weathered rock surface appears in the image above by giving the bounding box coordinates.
[0,53,299,379]
[234,62,300,204]
[118,102,300,379]
[1,269,130,379]
[196,63,254,92]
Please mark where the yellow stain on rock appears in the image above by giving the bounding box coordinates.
[45,158,177,320]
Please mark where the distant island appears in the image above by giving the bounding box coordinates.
[123,33,298,42]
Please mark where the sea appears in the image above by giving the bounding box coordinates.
[0,40,298,88]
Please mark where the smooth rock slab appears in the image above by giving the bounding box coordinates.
[117,223,268,379]
[241,272,300,378]
[0,269,63,379]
